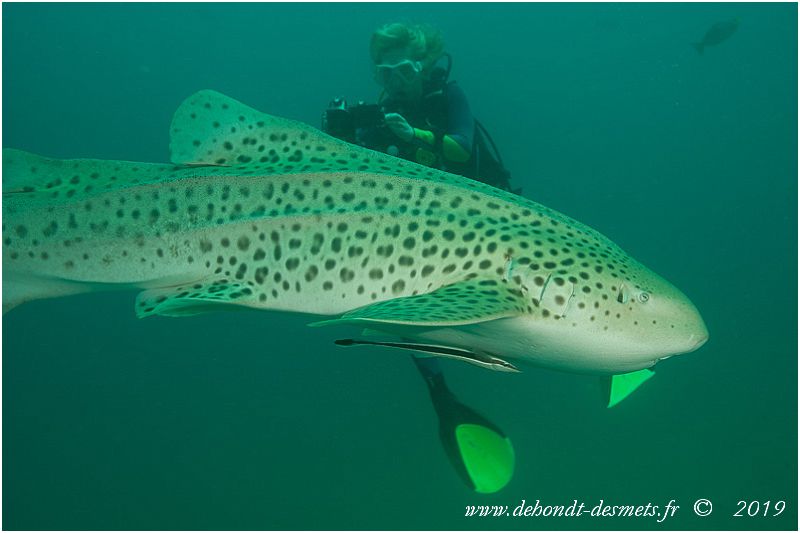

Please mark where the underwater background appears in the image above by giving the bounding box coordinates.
[2,2,797,530]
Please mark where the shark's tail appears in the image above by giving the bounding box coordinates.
[692,42,704,55]
[2,147,178,303]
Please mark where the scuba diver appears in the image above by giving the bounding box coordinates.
[324,22,515,193]
[323,22,515,493]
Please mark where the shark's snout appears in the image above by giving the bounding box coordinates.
[687,321,709,351]
[668,297,708,355]
[687,331,709,351]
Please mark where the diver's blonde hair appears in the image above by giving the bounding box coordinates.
[369,22,445,73]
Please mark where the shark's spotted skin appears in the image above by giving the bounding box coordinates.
[3,90,708,375]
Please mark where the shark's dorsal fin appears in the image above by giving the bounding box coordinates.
[168,90,450,181]
[309,278,527,328]
[169,89,353,167]
[2,148,180,198]
[3,148,56,192]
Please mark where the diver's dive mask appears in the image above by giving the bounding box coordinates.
[374,59,423,87]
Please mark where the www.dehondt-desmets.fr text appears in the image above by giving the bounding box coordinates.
[465,499,680,523]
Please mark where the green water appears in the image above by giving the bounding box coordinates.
[3,2,796,530]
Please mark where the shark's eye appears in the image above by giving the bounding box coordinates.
[637,291,650,303]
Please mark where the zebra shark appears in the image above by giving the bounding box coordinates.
[3,90,707,402]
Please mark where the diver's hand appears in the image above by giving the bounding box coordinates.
[384,113,414,142]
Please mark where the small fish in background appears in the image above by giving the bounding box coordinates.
[693,18,740,55]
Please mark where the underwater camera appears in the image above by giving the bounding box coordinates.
[322,97,386,144]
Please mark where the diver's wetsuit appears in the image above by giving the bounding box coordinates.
[378,81,474,166]
[357,81,489,184]
[358,78,512,192]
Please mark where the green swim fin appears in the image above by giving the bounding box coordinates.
[604,368,655,408]
[414,357,515,493]
[455,423,515,494]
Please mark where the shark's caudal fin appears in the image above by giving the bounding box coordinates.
[692,42,705,55]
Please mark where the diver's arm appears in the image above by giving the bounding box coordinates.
[410,83,474,163]
[442,83,474,161]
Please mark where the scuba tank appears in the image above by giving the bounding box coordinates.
[473,119,515,193]
[424,54,517,193]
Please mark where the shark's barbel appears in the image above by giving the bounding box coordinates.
[3,90,708,390]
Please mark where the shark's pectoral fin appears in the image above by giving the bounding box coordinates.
[334,338,519,373]
[135,279,257,318]
[603,368,655,408]
[310,279,526,371]
[308,278,527,328]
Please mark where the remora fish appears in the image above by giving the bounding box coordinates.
[693,18,739,55]
[3,90,708,402]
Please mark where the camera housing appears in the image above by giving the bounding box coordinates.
[322,98,386,144]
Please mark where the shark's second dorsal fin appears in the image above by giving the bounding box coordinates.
[2,148,180,199]
[169,90,354,168]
